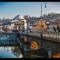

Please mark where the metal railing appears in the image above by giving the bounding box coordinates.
[0,32,60,58]
[0,32,19,46]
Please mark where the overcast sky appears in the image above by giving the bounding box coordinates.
[0,2,60,19]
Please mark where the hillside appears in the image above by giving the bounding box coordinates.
[0,13,60,25]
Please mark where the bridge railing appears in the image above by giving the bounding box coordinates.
[42,32,60,43]
[0,32,19,46]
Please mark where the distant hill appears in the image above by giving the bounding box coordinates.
[1,19,12,25]
[0,13,60,25]
[23,15,40,25]
[23,13,60,25]
[42,13,60,21]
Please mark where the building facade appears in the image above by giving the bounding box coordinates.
[11,17,27,31]
[32,19,48,32]
[0,22,4,32]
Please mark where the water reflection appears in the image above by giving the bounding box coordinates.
[0,47,23,58]
[0,35,60,58]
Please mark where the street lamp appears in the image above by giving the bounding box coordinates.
[40,2,43,48]
[40,2,47,48]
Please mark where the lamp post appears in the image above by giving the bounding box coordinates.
[40,2,47,48]
[40,2,43,48]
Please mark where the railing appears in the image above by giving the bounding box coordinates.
[0,32,19,46]
[21,32,60,58]
[42,32,60,43]
[0,32,60,58]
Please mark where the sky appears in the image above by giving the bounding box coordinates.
[0,2,60,19]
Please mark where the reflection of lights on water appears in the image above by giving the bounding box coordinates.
[11,47,23,58]
[52,53,60,58]
[19,54,23,58]
[0,47,10,52]
[30,40,39,50]
[48,50,52,58]
[0,47,23,58]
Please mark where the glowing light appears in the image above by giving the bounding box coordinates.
[30,40,39,50]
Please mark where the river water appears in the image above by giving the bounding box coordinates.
[0,34,60,58]
[0,47,18,58]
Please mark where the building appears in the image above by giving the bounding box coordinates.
[0,22,4,32]
[11,17,27,31]
[47,19,60,32]
[3,25,13,32]
[32,19,48,32]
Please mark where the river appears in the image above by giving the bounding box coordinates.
[0,47,18,58]
[0,33,60,58]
